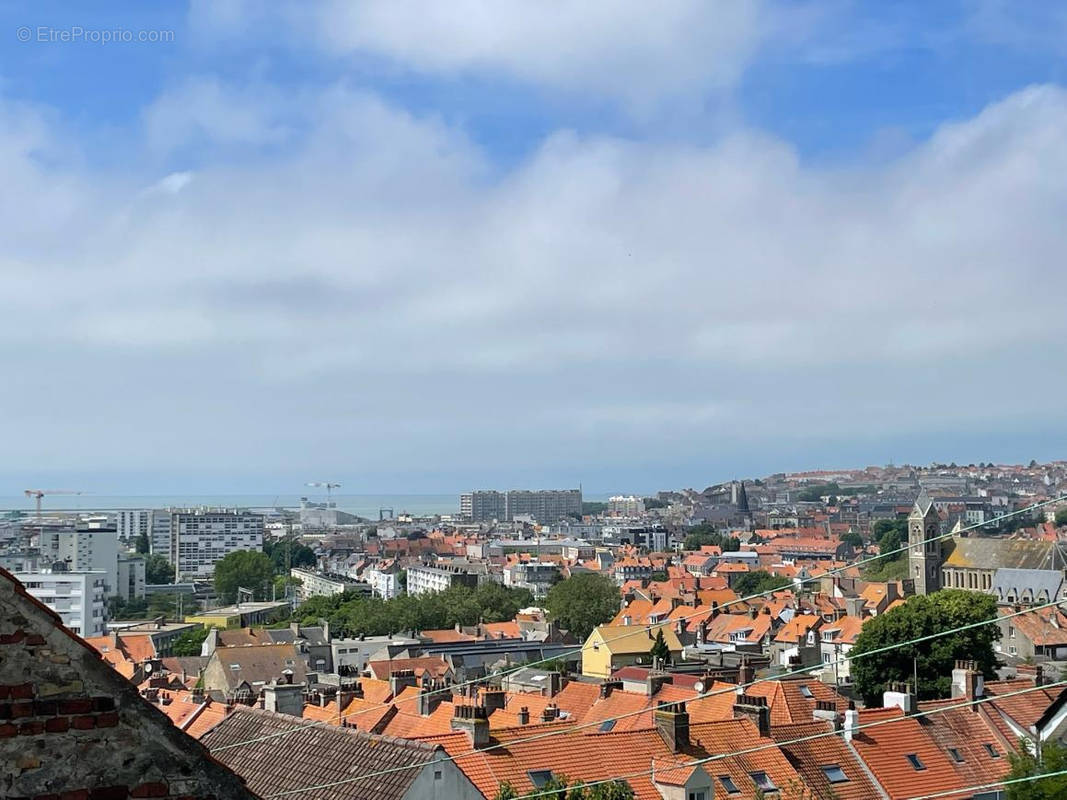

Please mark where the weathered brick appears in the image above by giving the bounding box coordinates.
[34,699,58,715]
[0,685,9,699]
[71,715,97,730]
[59,791,90,800]
[130,783,168,798]
[9,682,34,699]
[24,634,47,646]
[44,716,70,733]
[33,794,60,800]
[19,720,45,735]
[0,722,17,737]
[92,696,116,712]
[0,702,11,718]
[59,698,94,714]
[95,711,120,728]
[10,701,34,718]
[0,630,26,645]
[88,787,128,800]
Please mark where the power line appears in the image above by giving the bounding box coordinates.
[905,768,1067,800]
[212,492,1066,752]
[236,599,1063,797]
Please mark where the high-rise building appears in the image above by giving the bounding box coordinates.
[115,510,152,545]
[150,509,173,557]
[460,489,582,523]
[12,565,108,637]
[170,509,265,581]
[38,526,119,598]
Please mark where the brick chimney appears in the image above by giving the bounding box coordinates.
[540,704,560,722]
[732,694,770,738]
[417,677,444,717]
[951,660,984,705]
[737,657,754,687]
[599,680,622,699]
[450,704,490,747]
[654,702,690,753]
[389,669,418,696]
[646,672,673,697]
[517,706,530,725]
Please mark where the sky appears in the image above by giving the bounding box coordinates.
[2,0,1067,496]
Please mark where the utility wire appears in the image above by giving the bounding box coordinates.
[905,768,1067,800]
[214,492,1067,751]
[243,599,1062,797]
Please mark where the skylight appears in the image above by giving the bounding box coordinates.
[906,754,926,771]
[717,775,740,794]
[750,771,776,792]
[599,719,617,732]
[821,765,848,783]
[984,743,1000,759]
[948,748,964,763]
[528,770,554,788]
[799,684,813,698]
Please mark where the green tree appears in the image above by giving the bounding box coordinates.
[733,570,792,597]
[108,595,148,618]
[1054,509,1067,527]
[170,626,210,657]
[683,525,740,552]
[144,554,174,585]
[133,533,150,554]
[839,530,864,548]
[213,550,275,604]
[263,539,316,572]
[649,628,671,665]
[872,519,908,566]
[545,573,620,641]
[1006,739,1067,799]
[493,782,519,800]
[849,589,1000,705]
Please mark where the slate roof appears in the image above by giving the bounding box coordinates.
[202,705,446,800]
[990,568,1065,604]
[211,643,307,690]
[942,538,1060,571]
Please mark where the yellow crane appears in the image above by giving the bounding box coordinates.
[23,489,84,522]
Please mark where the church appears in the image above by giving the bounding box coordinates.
[907,490,1064,595]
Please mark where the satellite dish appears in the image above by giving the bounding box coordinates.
[144,663,153,673]
[694,680,705,692]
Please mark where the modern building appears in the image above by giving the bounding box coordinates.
[406,562,486,596]
[116,553,146,600]
[185,600,291,629]
[38,525,119,597]
[170,509,265,580]
[364,559,402,599]
[460,489,582,523]
[12,565,108,637]
[608,495,645,515]
[290,567,370,601]
[503,561,560,598]
[150,509,173,556]
[115,509,151,545]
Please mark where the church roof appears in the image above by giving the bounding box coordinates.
[910,489,934,518]
[990,568,1065,604]
[943,538,1061,571]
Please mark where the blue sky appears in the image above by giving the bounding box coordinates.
[1,1,1066,495]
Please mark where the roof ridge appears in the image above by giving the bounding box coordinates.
[233,705,442,752]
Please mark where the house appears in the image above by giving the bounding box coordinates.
[682,553,717,577]
[200,642,307,702]
[0,568,256,800]
[990,568,1066,607]
[582,624,683,678]
[770,613,823,668]
[202,705,483,800]
[817,614,865,685]
[997,606,1067,660]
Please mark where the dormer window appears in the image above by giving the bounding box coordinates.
[799,685,813,699]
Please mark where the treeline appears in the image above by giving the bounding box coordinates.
[291,582,534,638]
[797,482,875,501]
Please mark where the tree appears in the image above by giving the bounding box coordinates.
[649,628,671,665]
[133,533,150,555]
[108,595,148,619]
[494,778,634,800]
[1054,509,1067,527]
[213,550,274,604]
[144,554,174,585]
[1005,739,1067,799]
[545,573,620,641]
[263,539,316,572]
[733,570,792,597]
[493,783,519,800]
[839,530,864,548]
[850,589,1000,705]
[872,518,908,566]
[683,525,740,552]
[170,626,210,657]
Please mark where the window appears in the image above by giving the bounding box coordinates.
[717,775,740,794]
[799,684,813,698]
[433,770,442,780]
[948,748,964,763]
[688,793,706,800]
[906,754,926,771]
[528,770,554,789]
[599,720,616,732]
[750,772,776,792]
[984,743,1000,759]
[821,765,848,784]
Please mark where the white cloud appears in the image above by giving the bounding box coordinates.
[2,82,1067,485]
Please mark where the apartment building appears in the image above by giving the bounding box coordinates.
[12,565,108,637]
[149,509,173,557]
[116,553,146,601]
[406,562,485,596]
[460,488,582,523]
[114,509,151,544]
[608,495,645,515]
[290,567,370,601]
[39,526,119,598]
[170,509,265,580]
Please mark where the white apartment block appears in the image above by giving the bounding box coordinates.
[406,563,483,596]
[608,495,645,515]
[115,510,152,545]
[13,568,108,637]
[170,510,265,580]
[364,563,401,600]
[150,509,174,558]
[39,527,119,598]
[116,554,146,601]
[289,567,368,601]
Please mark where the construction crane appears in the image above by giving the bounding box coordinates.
[23,489,84,522]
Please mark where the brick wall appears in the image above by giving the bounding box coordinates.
[0,570,256,800]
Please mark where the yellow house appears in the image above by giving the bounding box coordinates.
[581,623,683,678]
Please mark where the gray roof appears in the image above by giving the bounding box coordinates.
[991,568,1065,604]
[944,538,1063,571]
[202,705,445,800]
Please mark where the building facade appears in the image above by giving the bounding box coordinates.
[150,509,174,558]
[115,509,151,545]
[116,553,147,601]
[406,563,482,596]
[39,526,119,598]
[12,566,108,637]
[170,509,265,580]
[461,489,582,523]
[290,567,369,601]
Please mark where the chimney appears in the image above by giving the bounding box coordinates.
[517,706,530,725]
[749,607,758,620]
[281,668,294,685]
[263,681,304,718]
[951,660,984,705]
[737,658,754,687]
[813,699,840,728]
[654,702,690,753]
[622,615,632,626]
[417,677,444,717]
[599,680,622,699]
[481,688,507,715]
[389,669,418,696]
[732,694,770,738]
[546,671,562,698]
[711,601,720,618]
[843,702,859,742]
[1035,665,1046,687]
[646,673,673,697]
[540,704,560,722]
[844,595,865,619]
[882,682,917,715]
[450,704,490,747]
